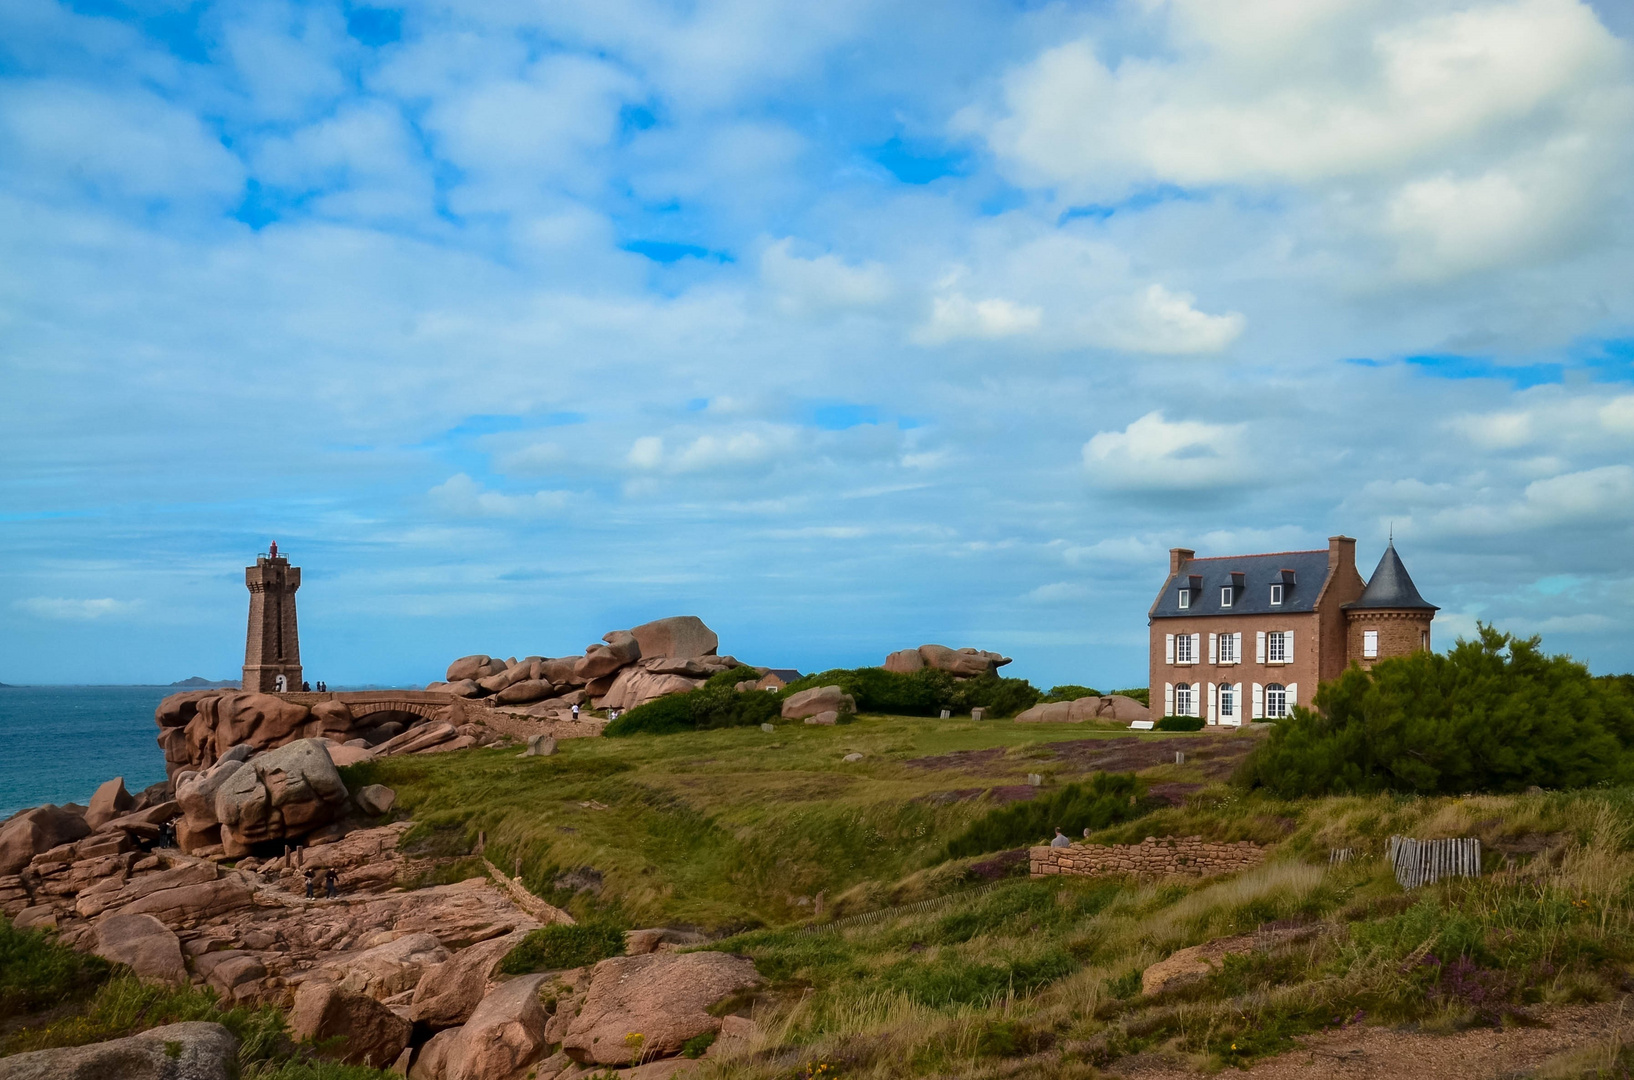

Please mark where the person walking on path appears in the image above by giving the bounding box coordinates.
[1050,827,1072,848]
[304,868,316,899]
[571,703,581,721]
[324,869,339,899]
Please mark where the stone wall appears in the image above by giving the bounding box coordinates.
[1029,835,1266,879]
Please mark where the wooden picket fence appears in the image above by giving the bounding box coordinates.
[1387,836,1481,889]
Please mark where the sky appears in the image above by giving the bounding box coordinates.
[3,0,1634,690]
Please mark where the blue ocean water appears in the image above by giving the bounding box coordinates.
[0,686,176,818]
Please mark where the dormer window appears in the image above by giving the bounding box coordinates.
[1220,587,1233,607]
[1270,584,1283,605]
[1177,589,1190,609]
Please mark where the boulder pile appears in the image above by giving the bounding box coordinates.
[883,644,1013,677]
[1016,695,1149,724]
[428,616,741,715]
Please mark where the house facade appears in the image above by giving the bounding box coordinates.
[1147,536,1437,724]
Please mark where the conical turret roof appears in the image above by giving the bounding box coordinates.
[1348,542,1437,610]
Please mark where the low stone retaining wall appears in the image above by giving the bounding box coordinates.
[1030,835,1266,879]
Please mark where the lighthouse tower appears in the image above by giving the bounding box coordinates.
[243,541,302,693]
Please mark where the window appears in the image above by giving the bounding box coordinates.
[1270,583,1283,605]
[1219,633,1237,664]
[1363,629,1379,659]
[1220,586,1233,607]
[1177,588,1189,609]
[1265,683,1287,718]
[1175,634,1195,664]
[1219,684,1235,719]
[1175,683,1193,717]
[1267,631,1288,663]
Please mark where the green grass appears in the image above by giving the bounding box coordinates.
[0,917,110,1020]
[499,924,626,974]
[342,714,1197,928]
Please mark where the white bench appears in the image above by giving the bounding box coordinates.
[1130,720,1155,731]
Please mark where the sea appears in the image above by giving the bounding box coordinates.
[0,686,178,818]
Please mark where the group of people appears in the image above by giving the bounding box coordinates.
[270,675,328,692]
[304,867,340,899]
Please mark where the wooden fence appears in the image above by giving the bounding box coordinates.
[1387,836,1481,889]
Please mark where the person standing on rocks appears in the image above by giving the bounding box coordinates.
[571,703,581,721]
[324,868,338,899]
[304,868,316,899]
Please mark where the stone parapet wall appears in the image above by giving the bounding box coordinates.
[1030,835,1266,879]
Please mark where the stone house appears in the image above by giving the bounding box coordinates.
[1147,536,1436,724]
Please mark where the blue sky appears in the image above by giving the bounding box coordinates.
[4,0,1634,688]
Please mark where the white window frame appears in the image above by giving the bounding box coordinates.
[1177,588,1189,609]
[1270,583,1283,606]
[1265,683,1287,718]
[1219,683,1235,720]
[1174,683,1193,717]
[1363,629,1379,659]
[1220,586,1233,608]
[1175,633,1195,664]
[1267,630,1288,664]
[1219,632,1238,664]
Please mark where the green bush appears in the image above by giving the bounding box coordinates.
[681,1031,717,1058]
[603,694,694,737]
[1044,685,1101,702]
[947,674,1042,719]
[0,917,110,1020]
[1110,687,1150,706]
[1155,716,1205,731]
[1238,625,1634,797]
[604,667,782,738]
[943,774,1148,858]
[499,924,627,974]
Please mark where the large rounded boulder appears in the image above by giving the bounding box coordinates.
[562,952,763,1065]
[213,739,349,854]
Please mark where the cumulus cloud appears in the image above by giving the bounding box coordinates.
[914,293,1043,344]
[626,426,802,474]
[14,597,142,620]
[1091,284,1245,355]
[1419,464,1634,535]
[760,238,893,315]
[1083,411,1252,491]
[429,473,576,517]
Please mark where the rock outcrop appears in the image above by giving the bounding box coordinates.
[84,778,134,831]
[0,1021,238,1080]
[562,952,763,1065]
[1015,695,1149,724]
[437,973,552,1080]
[431,616,739,717]
[0,804,91,875]
[290,980,413,1067]
[213,739,350,855]
[410,930,528,1029]
[884,644,1012,677]
[781,685,856,721]
[93,912,187,984]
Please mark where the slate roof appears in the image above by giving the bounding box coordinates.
[1150,549,1334,619]
[1345,543,1438,611]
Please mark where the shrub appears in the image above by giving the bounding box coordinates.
[1044,685,1101,702]
[1238,625,1634,797]
[1155,716,1205,731]
[681,1031,717,1058]
[948,674,1042,719]
[943,774,1148,858]
[499,924,626,974]
[604,670,782,737]
[1110,687,1150,706]
[0,917,110,1020]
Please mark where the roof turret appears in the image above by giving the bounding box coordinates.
[1347,542,1437,611]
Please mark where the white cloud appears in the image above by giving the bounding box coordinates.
[1025,581,1092,604]
[760,238,893,315]
[1093,284,1245,355]
[1601,396,1634,433]
[428,473,576,518]
[1083,410,1252,490]
[1448,409,1535,449]
[627,436,665,469]
[1422,464,1634,535]
[914,293,1042,344]
[14,597,142,620]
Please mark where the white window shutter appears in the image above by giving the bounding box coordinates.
[1234,633,1243,664]
[1256,631,1266,663]
[1252,682,1264,718]
[1164,682,1174,716]
[1207,682,1217,723]
[1287,683,1298,708]
[1166,634,1175,664]
[1234,682,1244,724]
[1286,631,1294,663]
[1191,634,1201,664]
[1209,633,1218,664]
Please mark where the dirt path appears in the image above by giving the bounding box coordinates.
[1111,999,1633,1079]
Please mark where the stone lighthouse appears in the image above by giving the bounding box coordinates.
[243,541,302,693]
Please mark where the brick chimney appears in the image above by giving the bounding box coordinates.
[1169,547,1195,574]
[1328,535,1356,575]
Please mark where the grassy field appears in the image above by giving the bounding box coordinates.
[343,714,1246,929]
[351,713,1634,1077]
